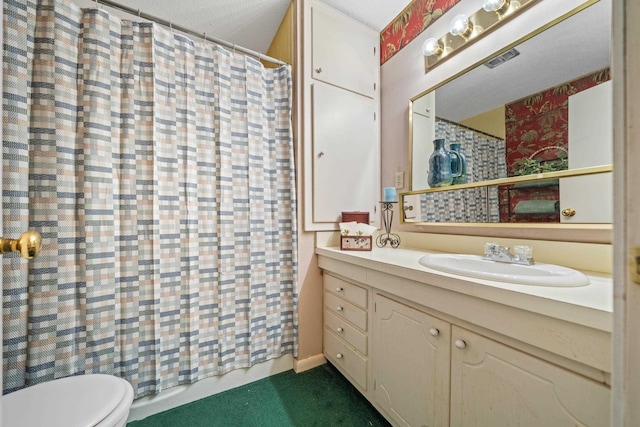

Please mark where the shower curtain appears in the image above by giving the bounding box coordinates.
[2,0,297,398]
[419,120,506,222]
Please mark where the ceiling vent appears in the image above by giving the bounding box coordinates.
[484,48,520,69]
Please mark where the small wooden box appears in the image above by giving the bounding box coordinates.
[340,235,372,251]
[341,211,370,225]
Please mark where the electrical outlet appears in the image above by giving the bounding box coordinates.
[394,172,404,189]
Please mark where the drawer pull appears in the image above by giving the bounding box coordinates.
[336,306,344,311]
[336,287,344,292]
[455,339,467,349]
[429,328,440,337]
[336,353,343,359]
[336,327,344,333]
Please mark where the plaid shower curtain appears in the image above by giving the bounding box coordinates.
[2,0,297,398]
[418,120,506,222]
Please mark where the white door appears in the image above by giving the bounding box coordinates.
[560,173,613,223]
[312,81,377,224]
[560,81,613,223]
[612,0,640,424]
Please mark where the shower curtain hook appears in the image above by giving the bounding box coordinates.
[169,21,173,32]
[137,9,141,18]
[203,32,207,42]
[233,43,236,54]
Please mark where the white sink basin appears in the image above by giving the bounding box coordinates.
[418,254,589,287]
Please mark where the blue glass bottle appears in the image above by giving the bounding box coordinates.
[449,143,467,184]
[427,139,453,187]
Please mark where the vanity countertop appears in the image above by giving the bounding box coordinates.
[316,246,613,333]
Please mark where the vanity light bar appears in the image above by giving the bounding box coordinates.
[424,0,538,71]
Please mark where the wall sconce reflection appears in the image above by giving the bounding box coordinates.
[423,0,536,71]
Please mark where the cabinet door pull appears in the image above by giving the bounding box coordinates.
[315,67,323,73]
[336,353,343,359]
[336,327,344,333]
[455,339,467,349]
[429,328,440,337]
[336,287,344,292]
[336,306,344,311]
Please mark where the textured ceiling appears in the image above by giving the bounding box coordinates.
[74,0,410,54]
[319,0,410,31]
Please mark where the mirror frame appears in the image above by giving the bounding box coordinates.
[400,0,611,244]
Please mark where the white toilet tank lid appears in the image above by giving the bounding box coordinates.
[2,374,133,427]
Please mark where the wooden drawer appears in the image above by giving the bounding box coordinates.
[324,309,368,355]
[324,274,367,309]
[324,291,367,331]
[324,328,368,391]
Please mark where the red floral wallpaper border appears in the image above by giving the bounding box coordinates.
[380,0,462,65]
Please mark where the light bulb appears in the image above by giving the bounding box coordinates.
[483,0,508,12]
[450,14,472,37]
[422,38,442,56]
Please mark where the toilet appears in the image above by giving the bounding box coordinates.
[2,374,134,427]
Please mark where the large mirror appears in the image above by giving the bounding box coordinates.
[403,0,612,226]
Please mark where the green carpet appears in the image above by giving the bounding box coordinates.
[127,363,391,427]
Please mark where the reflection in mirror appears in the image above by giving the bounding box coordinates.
[403,186,501,223]
[404,171,612,224]
[407,0,612,224]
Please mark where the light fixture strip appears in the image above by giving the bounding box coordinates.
[424,0,538,71]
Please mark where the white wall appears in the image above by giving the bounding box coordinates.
[380,0,592,192]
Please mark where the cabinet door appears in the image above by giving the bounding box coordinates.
[311,3,377,98]
[451,326,610,427]
[373,294,450,427]
[411,112,436,191]
[412,91,435,119]
[312,81,377,224]
[560,80,613,223]
[560,173,613,223]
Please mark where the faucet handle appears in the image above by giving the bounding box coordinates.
[514,245,533,260]
[484,242,500,256]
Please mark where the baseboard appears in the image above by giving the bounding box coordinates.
[293,353,326,373]
[128,354,294,422]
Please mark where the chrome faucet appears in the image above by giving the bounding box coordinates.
[483,243,534,265]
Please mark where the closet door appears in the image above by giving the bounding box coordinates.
[302,0,380,231]
[310,4,377,98]
[312,81,377,223]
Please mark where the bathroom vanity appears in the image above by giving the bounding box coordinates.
[317,246,611,427]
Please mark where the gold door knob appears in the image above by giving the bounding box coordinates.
[561,208,576,217]
[0,230,42,259]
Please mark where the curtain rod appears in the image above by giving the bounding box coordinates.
[91,0,289,66]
